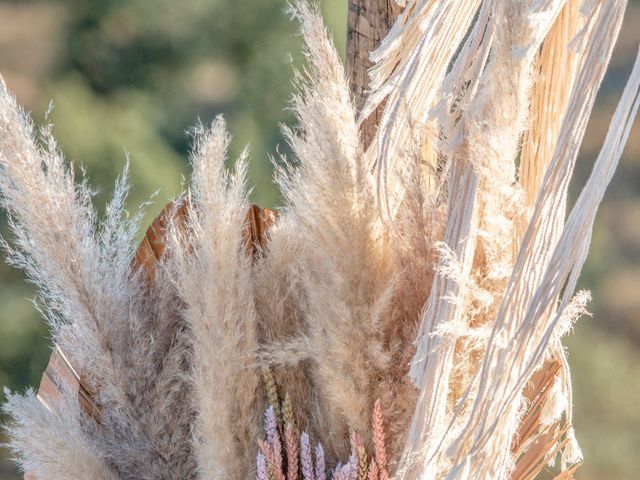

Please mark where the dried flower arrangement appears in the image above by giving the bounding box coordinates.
[1,1,639,479]
[257,368,391,480]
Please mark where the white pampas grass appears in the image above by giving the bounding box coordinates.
[0,78,195,478]
[170,117,261,479]
[3,389,118,480]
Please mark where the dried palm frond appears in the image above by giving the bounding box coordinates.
[389,1,639,479]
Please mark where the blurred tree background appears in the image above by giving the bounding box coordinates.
[0,1,637,478]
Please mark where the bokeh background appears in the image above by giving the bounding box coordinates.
[0,1,637,478]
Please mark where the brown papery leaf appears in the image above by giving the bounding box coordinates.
[511,361,578,480]
[133,197,190,280]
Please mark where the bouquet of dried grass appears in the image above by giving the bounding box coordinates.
[1,1,639,479]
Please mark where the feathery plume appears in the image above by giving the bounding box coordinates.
[171,117,261,479]
[2,389,119,480]
[0,78,195,478]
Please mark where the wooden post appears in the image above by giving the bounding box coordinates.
[346,0,402,147]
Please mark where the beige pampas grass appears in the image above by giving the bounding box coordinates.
[261,5,443,465]
[1,1,638,479]
[3,389,119,480]
[170,117,262,479]
[0,76,195,478]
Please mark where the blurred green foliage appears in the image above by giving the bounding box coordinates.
[0,1,638,479]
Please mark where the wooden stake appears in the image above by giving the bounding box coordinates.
[346,0,402,147]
